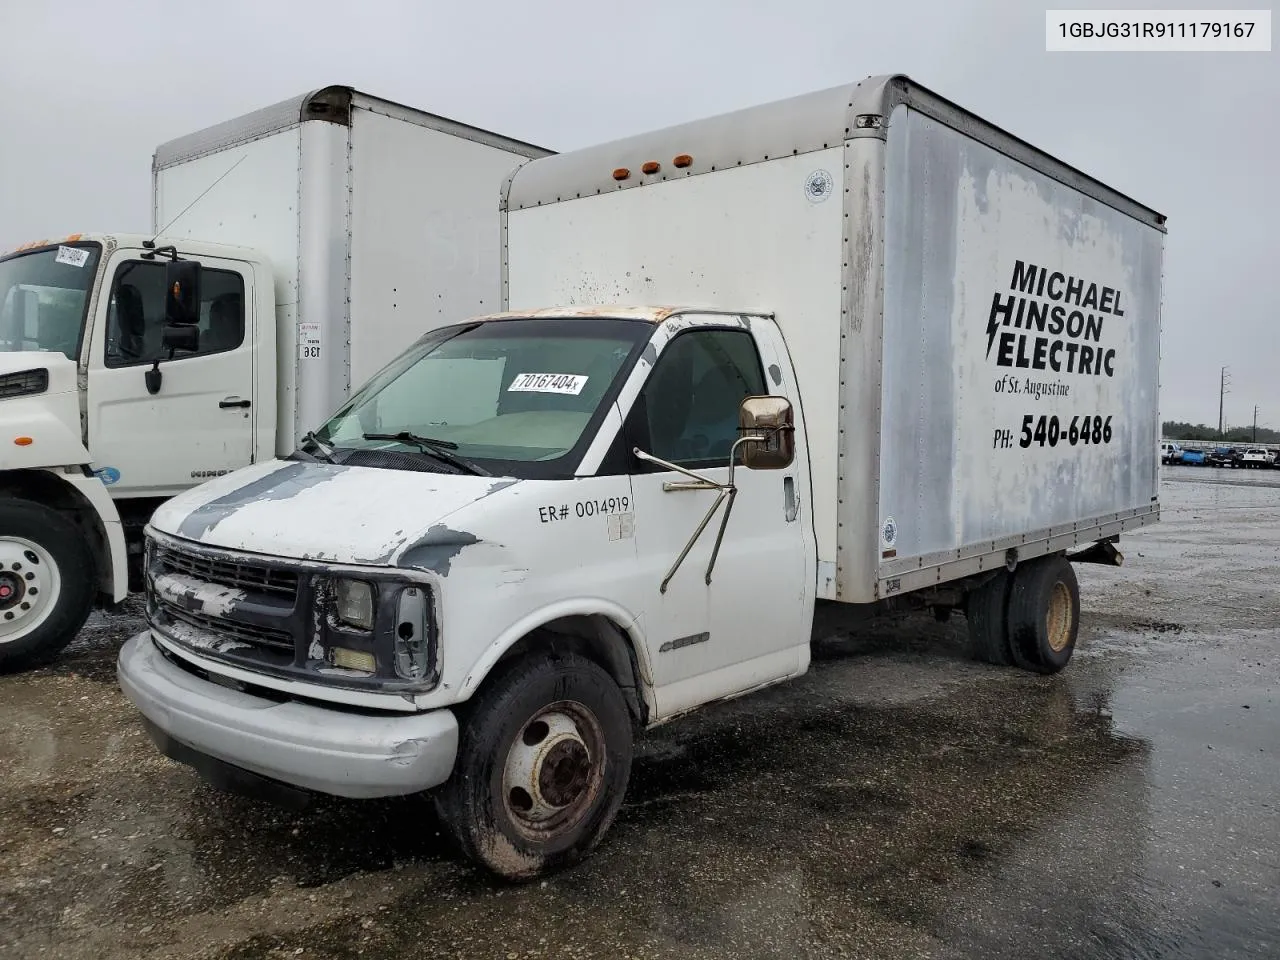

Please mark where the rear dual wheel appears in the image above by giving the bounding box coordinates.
[966,554,1080,674]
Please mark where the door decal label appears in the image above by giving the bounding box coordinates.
[298,322,322,360]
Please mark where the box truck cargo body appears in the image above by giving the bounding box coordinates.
[116,74,1165,880]
[152,84,550,453]
[0,86,549,669]
[502,76,1164,602]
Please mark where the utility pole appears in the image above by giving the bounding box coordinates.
[1254,405,1259,443]
[1219,366,1231,438]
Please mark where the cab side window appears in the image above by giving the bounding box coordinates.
[636,329,767,467]
[105,262,245,367]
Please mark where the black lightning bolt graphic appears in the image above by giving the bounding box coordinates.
[985,297,1002,359]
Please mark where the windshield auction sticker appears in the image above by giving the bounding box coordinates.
[55,245,89,268]
[508,373,588,395]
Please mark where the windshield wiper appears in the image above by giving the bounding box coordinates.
[363,432,490,476]
[299,430,335,463]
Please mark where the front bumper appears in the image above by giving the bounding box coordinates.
[117,631,459,799]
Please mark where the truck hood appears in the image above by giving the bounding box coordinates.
[150,458,521,566]
[0,351,93,471]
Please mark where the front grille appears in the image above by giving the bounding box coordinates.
[144,535,440,694]
[157,603,295,655]
[154,545,298,598]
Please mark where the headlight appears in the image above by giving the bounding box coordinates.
[334,578,374,630]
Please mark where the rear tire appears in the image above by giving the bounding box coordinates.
[0,500,96,673]
[1006,554,1080,675]
[965,571,1012,666]
[434,652,633,881]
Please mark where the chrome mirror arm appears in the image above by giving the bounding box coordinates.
[636,434,769,592]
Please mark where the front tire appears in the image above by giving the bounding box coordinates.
[0,500,96,672]
[1006,554,1081,675]
[435,652,634,880]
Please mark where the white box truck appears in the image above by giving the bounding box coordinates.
[0,85,549,669]
[116,74,1165,879]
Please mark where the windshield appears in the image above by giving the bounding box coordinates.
[312,317,653,478]
[0,243,102,361]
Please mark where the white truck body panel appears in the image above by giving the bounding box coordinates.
[502,74,1166,604]
[348,108,523,385]
[153,87,550,452]
[874,104,1163,591]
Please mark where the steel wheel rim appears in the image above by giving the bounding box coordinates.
[0,537,62,644]
[502,700,606,840]
[1045,581,1073,653]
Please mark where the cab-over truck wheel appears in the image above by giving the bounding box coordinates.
[434,652,634,881]
[0,499,96,672]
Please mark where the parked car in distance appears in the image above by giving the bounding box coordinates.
[1207,446,1241,467]
[1180,449,1208,465]
[1241,448,1275,468]
[1160,441,1183,464]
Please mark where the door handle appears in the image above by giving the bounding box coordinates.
[219,397,252,409]
[783,476,799,522]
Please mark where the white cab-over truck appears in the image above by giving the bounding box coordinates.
[117,74,1165,879]
[0,86,548,669]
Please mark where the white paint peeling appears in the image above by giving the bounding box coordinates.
[164,468,506,563]
[163,619,252,654]
[153,573,248,617]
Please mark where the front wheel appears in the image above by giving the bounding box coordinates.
[435,652,634,880]
[0,500,96,672]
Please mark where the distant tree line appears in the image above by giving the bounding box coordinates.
[1163,421,1280,443]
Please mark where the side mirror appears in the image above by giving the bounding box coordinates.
[164,259,202,325]
[161,324,200,354]
[738,395,795,470]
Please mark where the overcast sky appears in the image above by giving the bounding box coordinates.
[1,0,1274,427]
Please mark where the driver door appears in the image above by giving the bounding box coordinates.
[624,322,812,719]
[86,253,256,497]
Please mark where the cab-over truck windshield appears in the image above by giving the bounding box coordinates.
[311,317,654,479]
[0,242,102,361]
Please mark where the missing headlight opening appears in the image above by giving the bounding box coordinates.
[395,586,430,680]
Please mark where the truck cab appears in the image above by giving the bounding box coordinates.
[0,233,274,667]
[117,305,812,876]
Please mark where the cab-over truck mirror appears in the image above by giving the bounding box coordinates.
[164,258,202,326]
[738,395,795,469]
[143,259,204,395]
